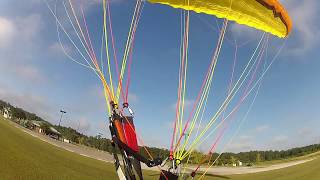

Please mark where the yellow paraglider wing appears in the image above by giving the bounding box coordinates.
[147,0,292,38]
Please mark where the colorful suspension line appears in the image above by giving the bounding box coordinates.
[124,1,144,104]
[116,0,144,103]
[182,34,268,158]
[190,36,269,176]
[182,38,240,176]
[104,0,125,102]
[180,34,267,160]
[173,19,229,161]
[170,9,189,159]
[199,38,287,180]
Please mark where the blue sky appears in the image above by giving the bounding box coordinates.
[0,0,319,153]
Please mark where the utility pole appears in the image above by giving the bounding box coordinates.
[58,110,67,127]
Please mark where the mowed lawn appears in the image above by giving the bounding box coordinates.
[0,118,119,180]
[210,156,320,180]
[0,117,161,180]
[1,117,320,180]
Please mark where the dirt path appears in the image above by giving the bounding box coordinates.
[11,121,316,175]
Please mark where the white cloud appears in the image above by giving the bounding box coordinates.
[0,86,55,122]
[0,14,43,51]
[63,116,91,134]
[227,135,254,152]
[0,14,48,84]
[0,84,95,134]
[238,135,253,141]
[281,0,320,55]
[0,17,15,47]
[273,135,288,143]
[49,42,66,53]
[253,125,269,133]
[171,99,194,110]
[13,65,46,83]
[128,93,139,103]
[229,23,260,41]
[16,14,43,42]
[263,135,290,150]
[77,117,91,133]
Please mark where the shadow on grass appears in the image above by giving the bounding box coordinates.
[203,173,230,179]
[146,172,230,179]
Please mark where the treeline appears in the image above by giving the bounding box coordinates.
[1,99,320,166]
[229,144,320,165]
[191,144,320,166]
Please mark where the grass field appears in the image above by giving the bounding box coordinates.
[0,117,118,180]
[1,117,319,180]
[211,156,320,180]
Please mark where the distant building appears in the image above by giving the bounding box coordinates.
[232,163,237,167]
[31,121,44,134]
[2,107,12,119]
[48,127,61,140]
[30,121,61,140]
[63,139,70,143]
[238,161,243,166]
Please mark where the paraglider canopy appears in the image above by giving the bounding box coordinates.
[148,0,292,38]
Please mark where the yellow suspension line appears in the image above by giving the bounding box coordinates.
[63,1,99,72]
[52,1,98,72]
[185,37,269,157]
[116,0,141,102]
[199,54,268,179]
[172,9,186,160]
[181,35,266,159]
[68,0,114,104]
[180,0,236,160]
[103,0,115,102]
[177,19,228,159]
[175,9,189,159]
[179,10,190,138]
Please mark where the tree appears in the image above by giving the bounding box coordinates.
[12,107,26,119]
[230,156,237,165]
[256,153,261,163]
[191,151,205,164]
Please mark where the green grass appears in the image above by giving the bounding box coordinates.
[1,117,320,180]
[209,156,320,180]
[0,118,119,180]
[0,117,162,180]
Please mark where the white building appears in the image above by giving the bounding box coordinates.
[2,107,11,119]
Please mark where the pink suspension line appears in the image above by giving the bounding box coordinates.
[192,36,269,175]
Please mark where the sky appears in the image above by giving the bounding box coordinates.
[0,0,319,153]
